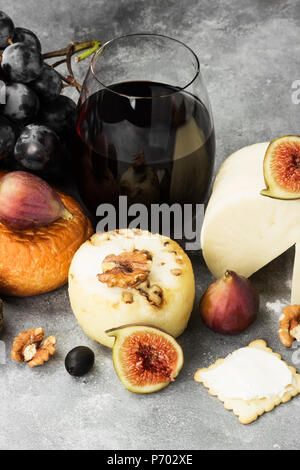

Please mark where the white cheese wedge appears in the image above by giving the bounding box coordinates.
[199,347,293,400]
[201,142,300,303]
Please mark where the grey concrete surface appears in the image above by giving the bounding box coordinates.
[1,0,300,450]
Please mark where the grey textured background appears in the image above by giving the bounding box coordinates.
[1,0,300,450]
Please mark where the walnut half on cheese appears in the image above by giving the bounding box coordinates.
[68,229,195,348]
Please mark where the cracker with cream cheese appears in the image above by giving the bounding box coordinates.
[194,340,300,424]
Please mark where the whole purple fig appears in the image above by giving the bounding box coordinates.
[200,270,259,334]
[0,171,73,230]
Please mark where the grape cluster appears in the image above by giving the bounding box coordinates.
[0,10,76,180]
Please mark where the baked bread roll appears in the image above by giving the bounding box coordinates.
[0,171,93,296]
[69,229,195,347]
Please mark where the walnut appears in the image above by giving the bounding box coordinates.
[171,268,182,276]
[98,250,152,288]
[11,328,57,367]
[122,291,134,304]
[11,328,44,362]
[133,248,152,261]
[279,305,300,347]
[24,343,38,362]
[28,336,57,368]
[136,280,163,307]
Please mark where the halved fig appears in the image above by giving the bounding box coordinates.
[261,135,300,199]
[106,324,184,394]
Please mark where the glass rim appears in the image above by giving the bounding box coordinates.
[90,33,200,99]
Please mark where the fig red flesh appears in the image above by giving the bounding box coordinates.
[271,140,300,192]
[261,135,300,199]
[121,331,179,386]
[107,324,184,393]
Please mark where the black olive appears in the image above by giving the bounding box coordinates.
[65,346,95,377]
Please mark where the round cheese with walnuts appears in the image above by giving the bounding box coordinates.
[68,229,195,347]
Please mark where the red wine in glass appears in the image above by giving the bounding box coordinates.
[75,34,215,230]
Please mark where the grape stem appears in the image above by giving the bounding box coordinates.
[0,39,101,93]
[43,40,101,93]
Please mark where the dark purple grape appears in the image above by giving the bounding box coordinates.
[31,66,62,102]
[2,83,39,123]
[0,66,5,84]
[0,11,14,48]
[14,124,60,171]
[0,116,16,159]
[37,95,76,135]
[1,42,43,83]
[13,27,41,51]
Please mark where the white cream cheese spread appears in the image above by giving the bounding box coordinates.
[200,347,294,400]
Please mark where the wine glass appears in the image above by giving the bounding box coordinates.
[76,33,215,227]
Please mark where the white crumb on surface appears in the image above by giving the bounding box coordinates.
[265,299,285,322]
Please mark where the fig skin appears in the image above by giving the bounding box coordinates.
[106,324,184,394]
[0,171,73,230]
[200,271,258,335]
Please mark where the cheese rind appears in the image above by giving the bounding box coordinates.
[201,143,300,291]
[68,229,195,347]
